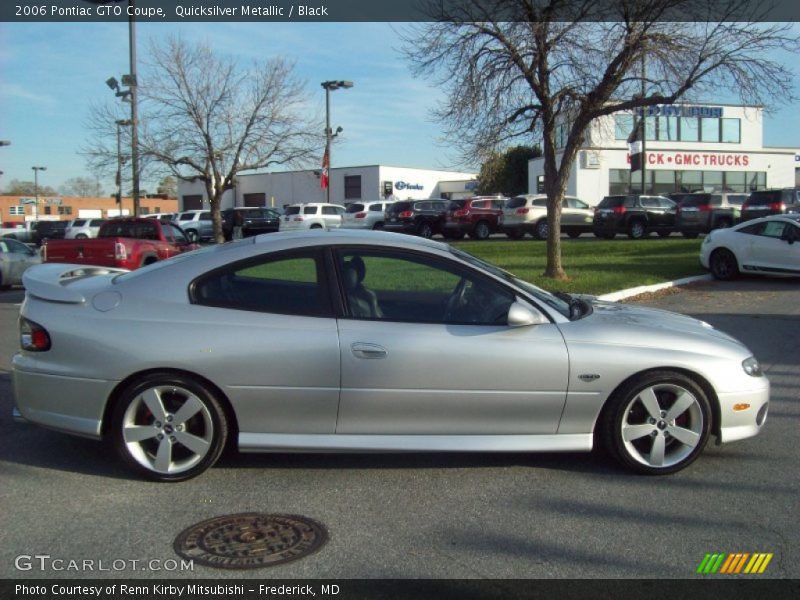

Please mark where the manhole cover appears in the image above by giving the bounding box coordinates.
[173,513,327,569]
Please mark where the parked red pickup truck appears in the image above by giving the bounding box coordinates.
[42,218,199,270]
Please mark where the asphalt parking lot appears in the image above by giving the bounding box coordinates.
[0,277,797,580]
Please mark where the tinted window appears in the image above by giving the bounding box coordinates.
[369,204,384,212]
[89,220,105,227]
[285,206,301,216]
[200,212,212,220]
[346,204,365,213]
[192,251,331,317]
[674,194,711,207]
[71,219,86,227]
[641,198,659,208]
[598,196,626,208]
[727,195,747,206]
[303,206,318,215]
[178,212,194,220]
[336,249,514,325]
[567,198,589,209]
[532,198,547,207]
[747,191,780,206]
[99,221,158,240]
[390,202,413,213]
[448,200,468,210]
[322,206,340,215]
[506,197,528,209]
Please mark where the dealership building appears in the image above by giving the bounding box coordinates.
[178,165,478,210]
[528,103,800,204]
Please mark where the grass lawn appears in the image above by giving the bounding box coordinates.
[453,237,706,295]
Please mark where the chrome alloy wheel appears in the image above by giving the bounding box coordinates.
[620,383,703,469]
[122,385,214,475]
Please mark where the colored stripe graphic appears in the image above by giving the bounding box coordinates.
[697,553,773,574]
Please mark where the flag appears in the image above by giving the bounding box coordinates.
[320,147,329,190]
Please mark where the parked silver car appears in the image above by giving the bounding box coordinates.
[174,210,213,242]
[0,237,41,288]
[65,218,105,239]
[13,231,768,481]
[341,201,395,230]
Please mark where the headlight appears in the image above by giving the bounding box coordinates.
[742,356,762,377]
[703,235,713,245]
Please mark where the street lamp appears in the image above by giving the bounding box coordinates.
[321,80,353,204]
[0,140,10,147]
[32,166,47,221]
[115,119,132,214]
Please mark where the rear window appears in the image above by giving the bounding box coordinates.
[389,202,413,213]
[71,219,87,227]
[100,221,159,240]
[747,191,781,206]
[532,198,547,207]
[598,196,626,208]
[285,206,301,215]
[727,195,747,206]
[346,203,365,213]
[506,197,528,209]
[448,200,467,210]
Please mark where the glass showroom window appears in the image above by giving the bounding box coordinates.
[680,118,699,142]
[657,117,679,141]
[677,170,702,192]
[721,118,741,143]
[724,171,746,192]
[700,118,720,142]
[703,171,723,190]
[653,170,676,195]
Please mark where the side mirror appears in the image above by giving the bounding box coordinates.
[507,301,549,328]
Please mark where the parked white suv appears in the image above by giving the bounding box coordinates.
[65,218,106,239]
[174,210,214,242]
[501,194,595,239]
[280,203,346,231]
[341,201,395,230]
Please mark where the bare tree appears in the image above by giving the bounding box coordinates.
[84,37,320,242]
[404,0,799,279]
[59,177,104,197]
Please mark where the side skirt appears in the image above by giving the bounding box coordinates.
[239,433,593,454]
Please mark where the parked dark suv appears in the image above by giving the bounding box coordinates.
[222,207,281,241]
[383,199,450,238]
[669,192,745,238]
[443,196,507,240]
[593,194,677,239]
[31,220,68,246]
[740,188,800,223]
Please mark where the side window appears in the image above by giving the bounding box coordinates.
[322,206,341,216]
[303,206,317,215]
[710,195,722,206]
[369,204,383,212]
[760,222,786,239]
[192,251,331,317]
[336,250,515,325]
[624,197,636,208]
[568,198,589,209]
[200,212,212,220]
[168,225,188,244]
[7,239,34,255]
[659,198,676,209]
[492,199,505,209]
[641,198,658,208]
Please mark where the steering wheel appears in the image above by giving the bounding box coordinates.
[444,277,469,321]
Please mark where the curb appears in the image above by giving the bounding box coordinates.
[597,274,713,303]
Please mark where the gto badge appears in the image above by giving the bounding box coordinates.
[579,374,601,382]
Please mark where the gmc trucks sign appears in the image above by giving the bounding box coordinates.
[626,152,750,167]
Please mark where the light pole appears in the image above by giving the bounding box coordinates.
[32,166,46,221]
[116,119,132,215]
[0,140,10,147]
[321,80,353,204]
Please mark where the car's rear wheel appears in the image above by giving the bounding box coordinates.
[710,248,739,280]
[111,373,228,482]
[417,222,433,239]
[628,220,646,239]
[472,220,491,240]
[602,371,711,475]
[534,220,549,240]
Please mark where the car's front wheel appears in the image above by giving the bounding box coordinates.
[534,220,549,240]
[602,371,711,475]
[111,373,228,481]
[710,248,739,280]
[472,220,491,240]
[628,220,646,239]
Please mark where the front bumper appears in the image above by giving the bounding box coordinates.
[716,379,770,443]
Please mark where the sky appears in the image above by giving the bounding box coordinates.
[1,20,799,195]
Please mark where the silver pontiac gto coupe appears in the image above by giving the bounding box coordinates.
[13,230,768,481]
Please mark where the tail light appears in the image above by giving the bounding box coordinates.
[355,212,367,219]
[454,209,469,217]
[698,204,712,212]
[769,202,785,211]
[114,242,127,261]
[612,206,626,215]
[399,211,414,219]
[515,208,529,215]
[20,318,51,352]
[293,217,304,222]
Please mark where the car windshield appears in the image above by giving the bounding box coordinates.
[447,246,571,319]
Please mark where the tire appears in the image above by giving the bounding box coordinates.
[506,229,524,240]
[709,248,739,281]
[186,229,199,243]
[601,371,711,475]
[75,234,88,240]
[472,221,491,240]
[567,230,581,239]
[681,231,699,239]
[628,220,646,239]
[534,219,549,240]
[417,222,433,239]
[111,373,228,482]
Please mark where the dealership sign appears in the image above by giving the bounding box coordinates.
[626,152,750,167]
[395,181,424,191]
[635,105,724,118]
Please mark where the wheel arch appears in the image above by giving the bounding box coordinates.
[593,366,721,441]
[101,367,240,451]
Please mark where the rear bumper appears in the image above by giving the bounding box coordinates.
[12,355,116,440]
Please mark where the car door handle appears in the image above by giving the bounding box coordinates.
[351,343,387,359]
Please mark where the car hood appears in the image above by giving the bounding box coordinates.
[558,299,748,357]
